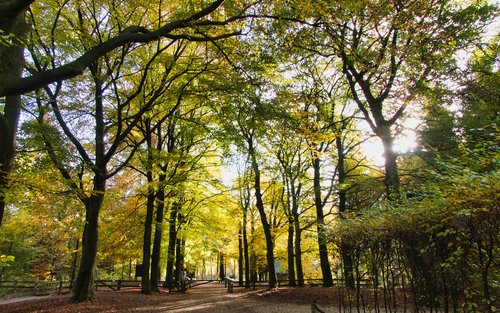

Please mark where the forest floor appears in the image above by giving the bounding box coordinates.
[0,282,412,313]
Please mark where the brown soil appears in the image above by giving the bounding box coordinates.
[0,282,410,313]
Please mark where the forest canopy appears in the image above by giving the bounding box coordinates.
[0,0,498,311]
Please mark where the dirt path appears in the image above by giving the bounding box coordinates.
[0,282,357,313]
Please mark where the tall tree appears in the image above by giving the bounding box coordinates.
[0,0,31,227]
[0,0,247,228]
[283,0,496,199]
[235,166,252,288]
[274,131,309,287]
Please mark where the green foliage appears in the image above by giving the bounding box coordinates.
[0,254,15,269]
[334,135,499,310]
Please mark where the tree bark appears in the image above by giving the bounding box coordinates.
[238,227,244,286]
[290,180,304,287]
[141,170,155,294]
[294,211,304,287]
[165,200,179,288]
[378,126,400,200]
[287,215,296,287]
[0,6,29,227]
[219,251,225,280]
[71,70,107,302]
[249,144,276,288]
[150,173,166,292]
[71,178,105,302]
[336,137,355,289]
[174,237,185,288]
[69,238,79,288]
[243,209,250,288]
[312,157,333,287]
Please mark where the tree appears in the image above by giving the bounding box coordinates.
[0,0,247,228]
[235,165,252,288]
[284,0,496,199]
[274,135,308,287]
[459,36,499,146]
[0,0,31,227]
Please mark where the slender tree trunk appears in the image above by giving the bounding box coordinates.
[141,171,155,294]
[165,201,179,288]
[249,145,276,288]
[243,210,250,288]
[150,174,166,292]
[174,238,181,283]
[70,238,79,288]
[291,182,304,287]
[219,251,225,280]
[336,137,355,289]
[287,215,296,287]
[141,122,156,294]
[174,237,185,287]
[238,228,244,286]
[312,157,333,287]
[294,216,304,287]
[0,9,29,228]
[249,215,258,285]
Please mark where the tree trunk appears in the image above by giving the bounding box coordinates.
[165,201,179,288]
[71,178,105,302]
[379,128,400,200]
[294,216,304,287]
[219,251,225,280]
[71,74,107,301]
[249,215,258,285]
[70,238,79,289]
[150,174,166,292]
[336,136,355,289]
[312,157,333,287]
[141,171,155,294]
[287,215,296,287]
[291,181,304,287]
[238,227,244,286]
[249,145,276,288]
[243,210,250,288]
[174,237,184,285]
[0,8,29,227]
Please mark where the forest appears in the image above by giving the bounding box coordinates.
[0,0,498,312]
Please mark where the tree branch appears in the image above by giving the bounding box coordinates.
[0,0,232,97]
[0,0,35,18]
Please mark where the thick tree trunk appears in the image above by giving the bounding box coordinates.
[150,175,166,292]
[71,74,107,302]
[249,145,277,288]
[312,157,333,287]
[71,178,105,302]
[141,172,155,294]
[0,8,29,227]
[380,131,400,200]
